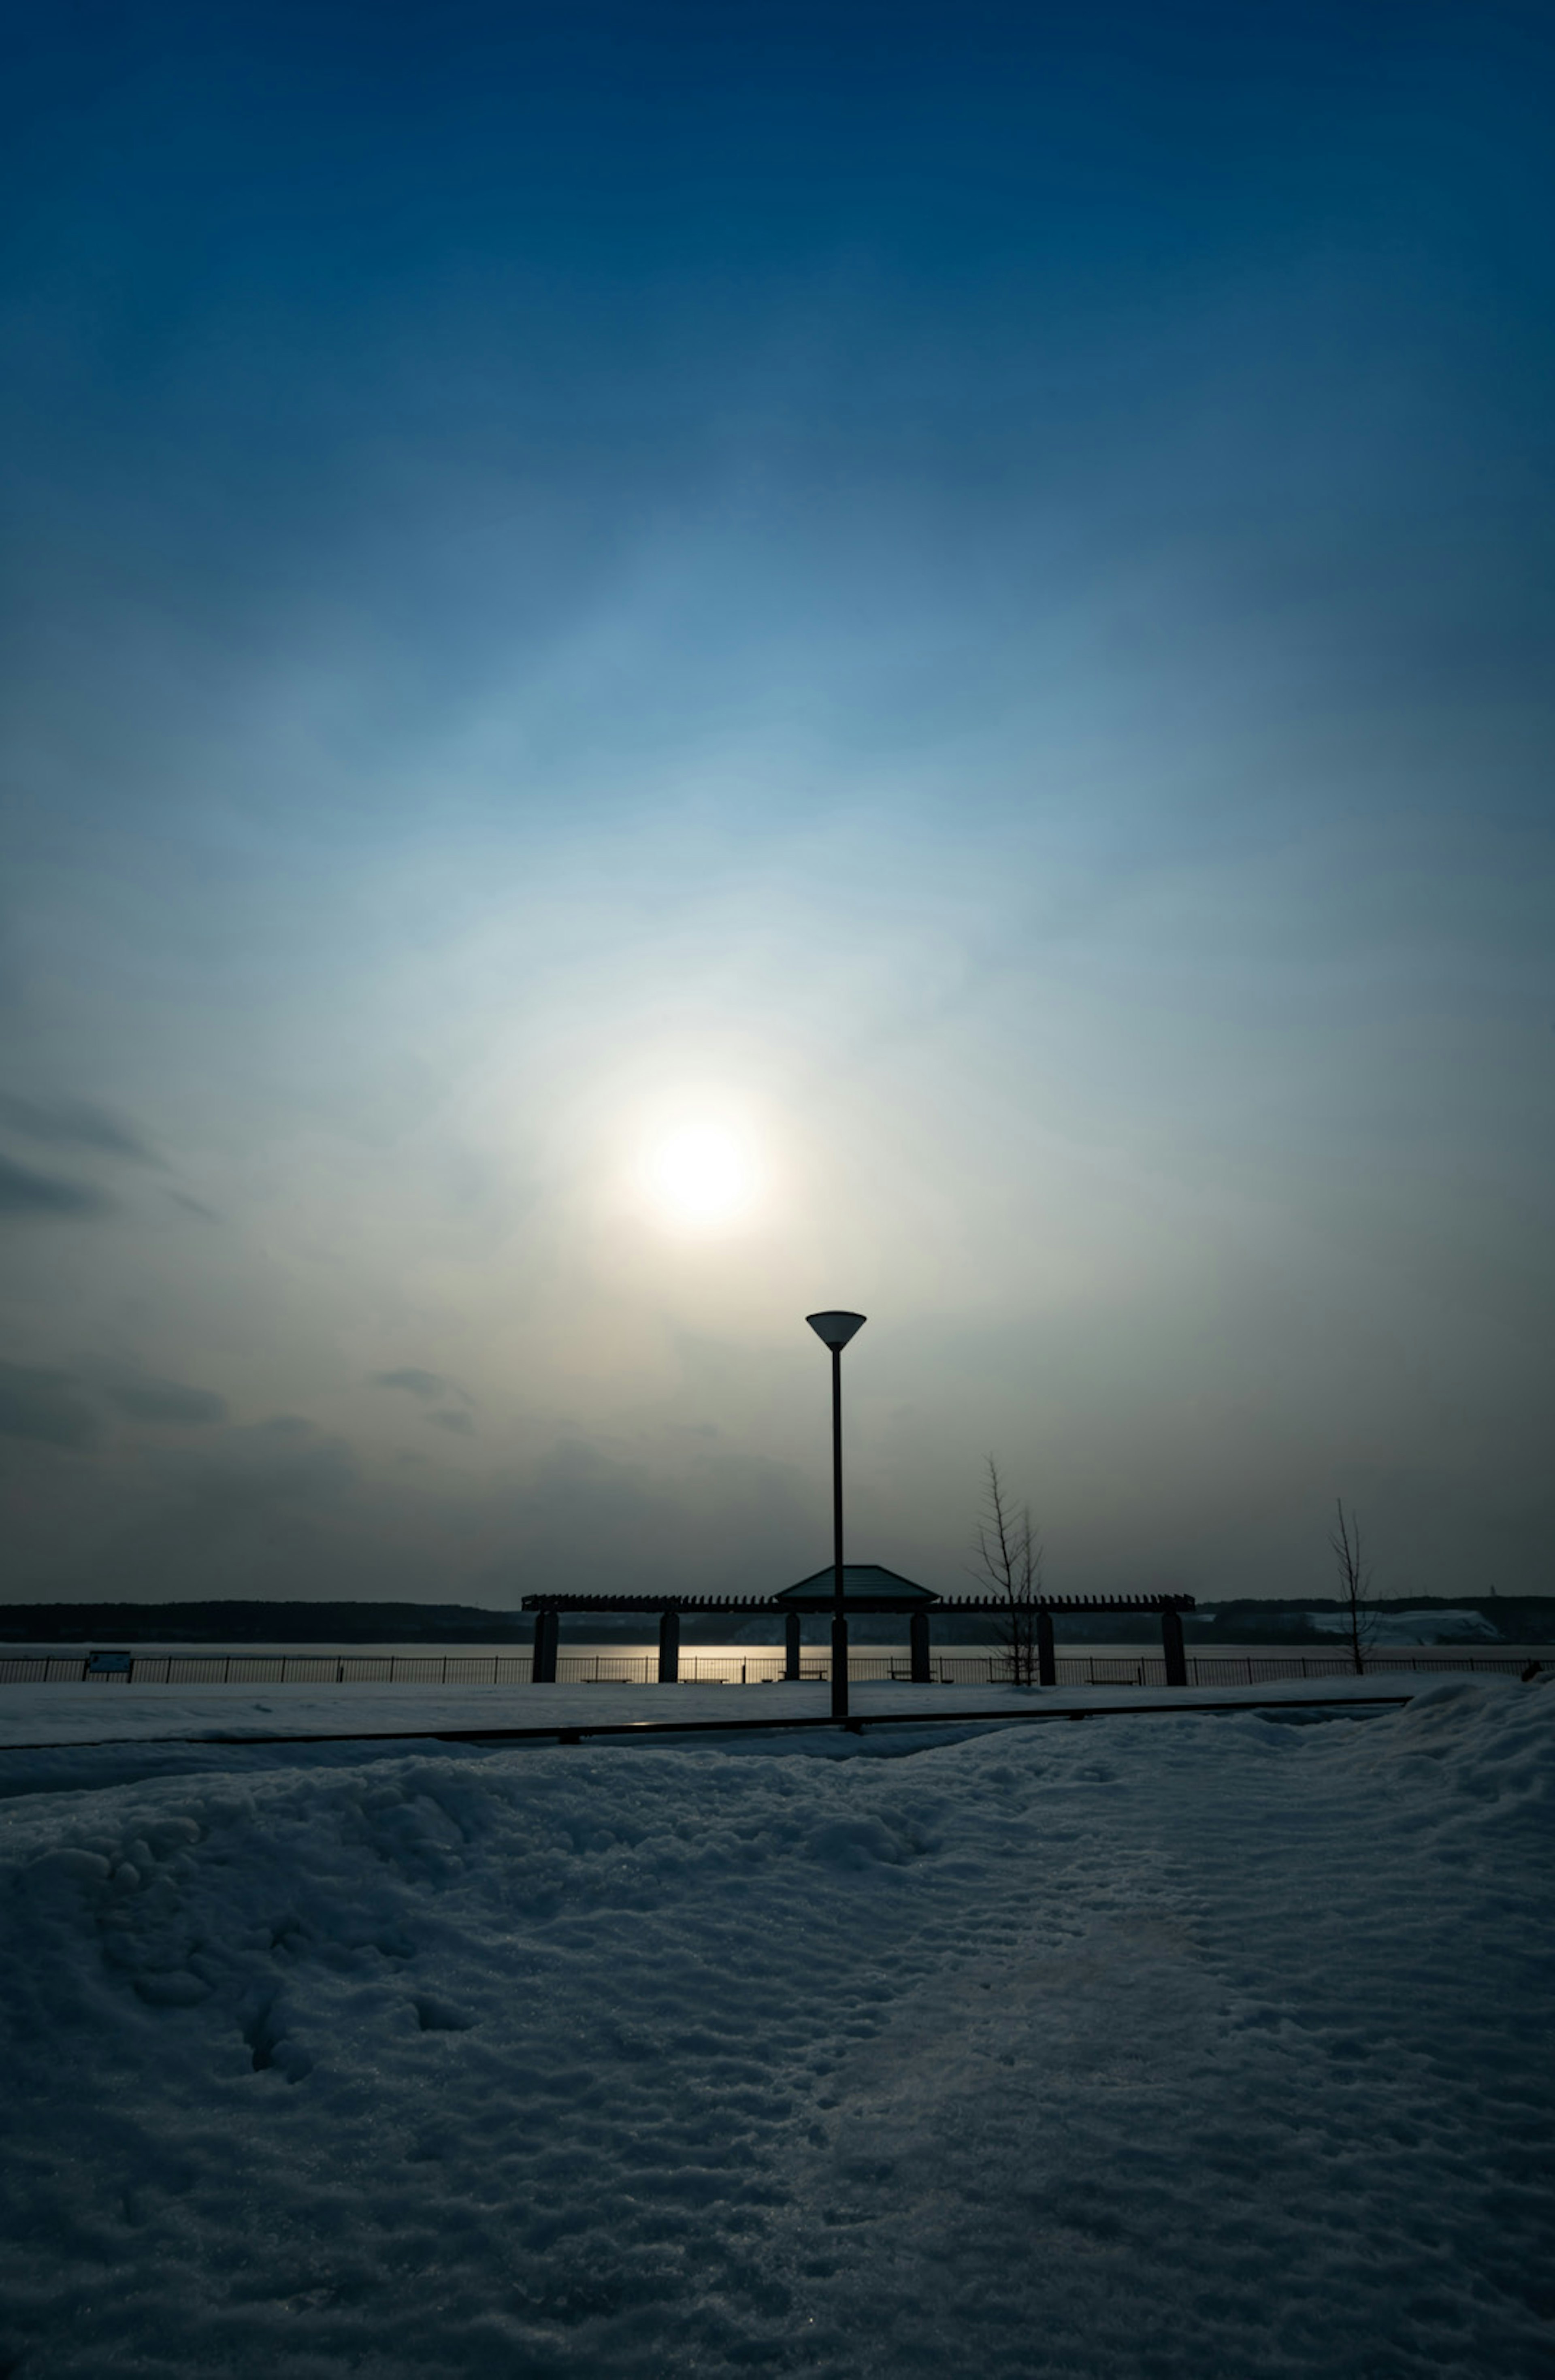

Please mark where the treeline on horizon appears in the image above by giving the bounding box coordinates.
[0,1601,533,1645]
[2,1594,1552,1647]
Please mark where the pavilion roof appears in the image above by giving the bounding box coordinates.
[775,1564,939,1607]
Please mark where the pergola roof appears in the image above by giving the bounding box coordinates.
[519,1574,1194,1615]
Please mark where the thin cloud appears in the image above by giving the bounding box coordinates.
[0,1091,158,1165]
[373,1368,450,1402]
[0,1361,100,1448]
[104,1379,228,1427]
[373,1367,474,1407]
[430,1406,476,1436]
[0,1153,113,1220]
[166,1189,222,1222]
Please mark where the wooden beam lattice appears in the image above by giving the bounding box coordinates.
[520,1591,1195,1613]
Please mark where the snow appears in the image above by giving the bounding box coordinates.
[2,1677,1551,2378]
[1305,1609,1503,1644]
[0,1671,1430,1753]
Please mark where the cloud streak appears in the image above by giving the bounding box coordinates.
[0,1091,158,1165]
[0,1362,100,1449]
[102,1379,228,1428]
[373,1369,458,1403]
[373,1369,476,1435]
[0,1153,113,1221]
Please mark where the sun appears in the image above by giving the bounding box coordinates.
[641,1122,756,1229]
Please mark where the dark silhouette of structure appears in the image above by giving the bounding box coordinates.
[522,1566,1195,1685]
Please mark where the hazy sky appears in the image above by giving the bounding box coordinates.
[2,1,1551,1609]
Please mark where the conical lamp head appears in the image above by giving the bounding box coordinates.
[806,1310,867,1349]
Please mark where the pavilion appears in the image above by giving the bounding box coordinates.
[522,1564,1194,1685]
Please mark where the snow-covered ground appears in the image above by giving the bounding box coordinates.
[2,1676,1551,2378]
[0,1671,1432,1754]
[1304,1609,1503,1644]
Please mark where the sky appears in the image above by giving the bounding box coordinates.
[1,0,1552,1610]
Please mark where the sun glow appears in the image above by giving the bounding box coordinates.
[641,1122,757,1229]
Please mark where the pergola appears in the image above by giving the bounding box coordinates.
[522,1563,1195,1685]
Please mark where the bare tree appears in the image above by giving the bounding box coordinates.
[1328,1496,1377,1675]
[971,1457,1044,1688]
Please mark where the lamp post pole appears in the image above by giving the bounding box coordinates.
[829,1338,846,1721]
[806,1311,867,1724]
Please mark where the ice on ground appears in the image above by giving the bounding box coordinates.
[1,1679,1551,2378]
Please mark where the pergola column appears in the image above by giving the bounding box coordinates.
[909,1609,931,1683]
[658,1607,681,1684]
[532,1607,559,1684]
[1161,1603,1187,1687]
[1037,1607,1056,1688]
[784,1611,802,1681]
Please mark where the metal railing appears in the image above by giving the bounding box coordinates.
[0,1652,537,1687]
[951,1652,1541,1687]
[0,1648,1542,1689]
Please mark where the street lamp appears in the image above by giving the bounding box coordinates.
[805,1310,866,1722]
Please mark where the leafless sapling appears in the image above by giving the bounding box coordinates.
[971,1457,1044,1688]
[1328,1496,1377,1675]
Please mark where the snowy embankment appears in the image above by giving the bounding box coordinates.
[2,1681,1551,2379]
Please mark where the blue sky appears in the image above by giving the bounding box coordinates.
[2,1,1551,1607]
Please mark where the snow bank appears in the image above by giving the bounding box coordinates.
[1,1680,1550,2377]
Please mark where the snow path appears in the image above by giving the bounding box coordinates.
[1,1680,1551,2378]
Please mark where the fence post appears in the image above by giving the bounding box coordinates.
[532,1608,559,1683]
[658,1607,681,1684]
[1161,1604,1187,1687]
[784,1611,802,1681]
[910,1609,931,1683]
